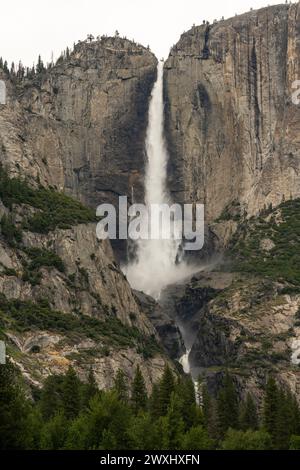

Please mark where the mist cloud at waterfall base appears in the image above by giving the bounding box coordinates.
[124,251,199,299]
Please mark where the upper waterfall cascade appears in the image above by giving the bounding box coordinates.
[124,62,196,299]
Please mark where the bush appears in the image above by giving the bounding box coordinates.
[229,198,300,286]
[3,267,18,277]
[221,429,272,450]
[0,166,95,233]
[181,426,215,450]
[20,248,65,285]
[290,435,300,450]
[0,214,22,247]
[0,295,162,354]
[22,269,42,286]
[24,247,65,273]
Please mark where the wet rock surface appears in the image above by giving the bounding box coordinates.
[134,290,185,359]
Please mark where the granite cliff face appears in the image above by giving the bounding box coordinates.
[161,3,300,400]
[0,36,157,258]
[161,268,300,402]
[1,7,300,398]
[0,179,171,390]
[164,3,300,239]
[0,38,171,391]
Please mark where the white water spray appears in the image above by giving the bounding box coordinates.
[124,62,197,299]
[179,349,191,374]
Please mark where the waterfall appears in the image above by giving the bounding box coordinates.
[124,62,196,299]
[179,349,191,374]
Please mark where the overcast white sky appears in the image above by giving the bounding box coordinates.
[0,1,291,66]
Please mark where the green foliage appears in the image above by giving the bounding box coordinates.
[127,412,160,450]
[21,247,65,285]
[113,369,128,403]
[0,361,31,449]
[24,247,65,273]
[62,367,81,420]
[66,392,132,450]
[1,364,300,450]
[22,247,65,286]
[229,198,300,285]
[83,368,98,407]
[216,201,241,223]
[217,373,239,437]
[3,267,18,277]
[160,392,185,450]
[176,375,198,429]
[39,413,68,450]
[156,365,175,416]
[181,426,215,450]
[221,429,272,450]
[149,383,161,418]
[21,268,42,286]
[0,214,22,247]
[136,334,161,359]
[0,166,95,234]
[39,374,65,420]
[0,295,160,354]
[263,376,300,449]
[263,376,279,442]
[290,435,300,450]
[239,393,258,431]
[131,365,148,414]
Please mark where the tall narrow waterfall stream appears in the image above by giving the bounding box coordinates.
[124,62,196,303]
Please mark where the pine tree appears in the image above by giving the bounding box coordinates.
[36,55,45,74]
[149,383,161,418]
[202,385,221,439]
[207,397,221,440]
[222,429,272,450]
[131,366,147,413]
[3,61,9,74]
[176,375,197,428]
[275,389,294,450]
[291,394,300,435]
[202,385,211,428]
[157,365,175,416]
[217,373,239,436]
[40,413,68,450]
[239,393,258,431]
[114,369,128,402]
[182,426,215,450]
[17,61,25,81]
[62,367,81,420]
[263,376,279,442]
[39,374,64,420]
[161,393,185,450]
[0,361,31,449]
[127,412,160,450]
[290,435,300,450]
[83,368,98,406]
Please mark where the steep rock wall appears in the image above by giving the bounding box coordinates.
[164,3,300,237]
[0,39,172,389]
[0,37,157,257]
